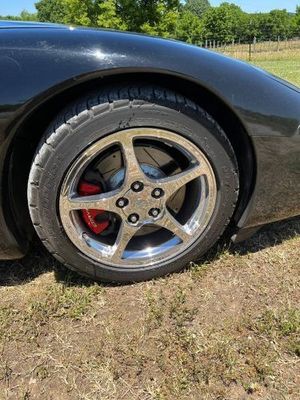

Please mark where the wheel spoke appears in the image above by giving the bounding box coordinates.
[109,221,139,263]
[154,163,207,199]
[156,210,192,243]
[121,133,145,183]
[62,190,122,214]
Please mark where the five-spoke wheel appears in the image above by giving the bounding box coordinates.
[59,128,217,267]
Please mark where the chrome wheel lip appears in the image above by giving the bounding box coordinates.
[59,128,217,268]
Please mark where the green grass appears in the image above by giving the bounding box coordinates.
[217,40,300,87]
[252,58,300,87]
[218,42,300,87]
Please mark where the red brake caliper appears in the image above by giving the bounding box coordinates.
[78,181,110,235]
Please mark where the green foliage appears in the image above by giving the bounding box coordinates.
[140,2,179,38]
[63,0,95,26]
[35,0,67,23]
[293,6,300,35]
[34,0,181,35]
[185,0,210,18]
[19,10,38,21]
[175,11,203,44]
[243,14,265,40]
[262,9,294,40]
[35,0,95,25]
[116,0,181,33]
[202,2,244,42]
[0,10,38,21]
[201,4,296,43]
[97,0,127,29]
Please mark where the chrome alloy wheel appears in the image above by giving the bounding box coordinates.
[59,128,217,268]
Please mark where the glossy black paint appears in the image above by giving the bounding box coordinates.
[0,22,299,259]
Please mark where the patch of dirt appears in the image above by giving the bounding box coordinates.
[0,217,299,399]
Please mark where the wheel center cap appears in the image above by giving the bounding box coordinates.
[111,164,166,225]
[120,184,164,225]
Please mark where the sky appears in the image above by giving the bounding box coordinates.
[210,0,299,13]
[0,0,299,16]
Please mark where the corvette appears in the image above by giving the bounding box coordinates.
[0,21,299,282]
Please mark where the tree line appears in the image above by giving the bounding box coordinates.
[1,1,300,45]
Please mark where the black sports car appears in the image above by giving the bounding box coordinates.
[0,21,299,282]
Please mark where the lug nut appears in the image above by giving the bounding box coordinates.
[116,198,128,208]
[152,188,164,199]
[149,208,161,218]
[131,181,144,192]
[128,213,139,224]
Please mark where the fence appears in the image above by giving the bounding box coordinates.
[202,38,300,61]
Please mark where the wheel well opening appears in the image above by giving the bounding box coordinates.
[6,72,256,246]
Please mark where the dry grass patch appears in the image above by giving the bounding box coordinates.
[0,217,299,399]
[214,43,300,87]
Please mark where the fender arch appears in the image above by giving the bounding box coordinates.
[5,70,256,248]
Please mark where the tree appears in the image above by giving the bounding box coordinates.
[185,0,210,18]
[294,5,300,35]
[35,0,67,23]
[202,2,245,42]
[243,13,267,41]
[0,9,37,21]
[117,0,181,33]
[97,0,127,29]
[140,2,179,37]
[35,0,182,34]
[35,0,95,26]
[175,10,203,44]
[20,10,38,21]
[262,9,294,39]
[32,0,299,41]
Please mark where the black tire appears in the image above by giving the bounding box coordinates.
[28,83,239,283]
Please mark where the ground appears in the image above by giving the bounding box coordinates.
[252,59,300,87]
[0,57,299,400]
[220,41,300,86]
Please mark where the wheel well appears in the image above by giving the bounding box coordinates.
[6,72,256,245]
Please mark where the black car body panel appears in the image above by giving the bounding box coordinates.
[0,20,65,29]
[0,22,300,259]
